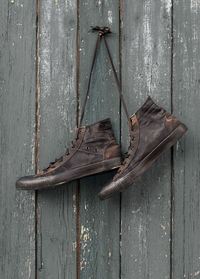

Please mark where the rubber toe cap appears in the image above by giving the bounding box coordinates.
[16,175,49,190]
[98,180,119,200]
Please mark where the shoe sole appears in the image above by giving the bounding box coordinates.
[17,157,121,190]
[100,123,188,199]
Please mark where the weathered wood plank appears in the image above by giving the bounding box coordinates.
[37,0,77,278]
[78,1,120,278]
[121,0,172,278]
[172,0,200,277]
[0,0,36,278]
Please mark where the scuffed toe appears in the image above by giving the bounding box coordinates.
[98,180,120,200]
[16,176,36,190]
[16,175,52,190]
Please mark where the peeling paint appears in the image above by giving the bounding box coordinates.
[108,11,113,24]
[80,224,91,269]
[84,201,88,210]
[132,208,141,214]
[194,271,200,277]
[162,0,172,14]
[143,0,153,93]
[31,127,35,171]
[160,224,166,230]
[191,0,199,11]
[72,241,77,252]
[28,263,32,279]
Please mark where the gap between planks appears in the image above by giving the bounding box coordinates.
[170,1,174,279]
[35,0,41,277]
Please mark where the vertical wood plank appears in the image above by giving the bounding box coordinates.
[0,0,36,277]
[121,0,172,278]
[37,0,77,278]
[78,1,120,278]
[173,0,200,277]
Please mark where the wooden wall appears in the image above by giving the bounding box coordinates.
[1,0,200,278]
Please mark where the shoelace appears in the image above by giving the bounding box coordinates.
[116,129,135,176]
[78,26,132,130]
[80,26,135,177]
[116,139,134,173]
[43,129,81,172]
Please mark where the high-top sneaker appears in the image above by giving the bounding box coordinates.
[98,97,187,200]
[16,118,121,190]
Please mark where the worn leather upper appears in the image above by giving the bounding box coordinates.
[42,118,119,176]
[114,96,180,180]
[16,118,121,189]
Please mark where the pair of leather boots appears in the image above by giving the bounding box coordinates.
[16,27,187,200]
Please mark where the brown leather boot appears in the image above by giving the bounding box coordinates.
[98,97,187,200]
[16,118,121,190]
[16,28,123,191]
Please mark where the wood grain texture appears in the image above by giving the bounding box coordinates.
[1,0,199,277]
[0,0,36,278]
[37,0,77,278]
[121,0,172,278]
[172,0,200,277]
[78,0,120,278]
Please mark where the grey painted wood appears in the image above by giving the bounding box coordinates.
[78,1,120,278]
[173,1,200,278]
[121,0,172,278]
[1,0,199,277]
[37,0,77,278]
[0,0,36,278]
